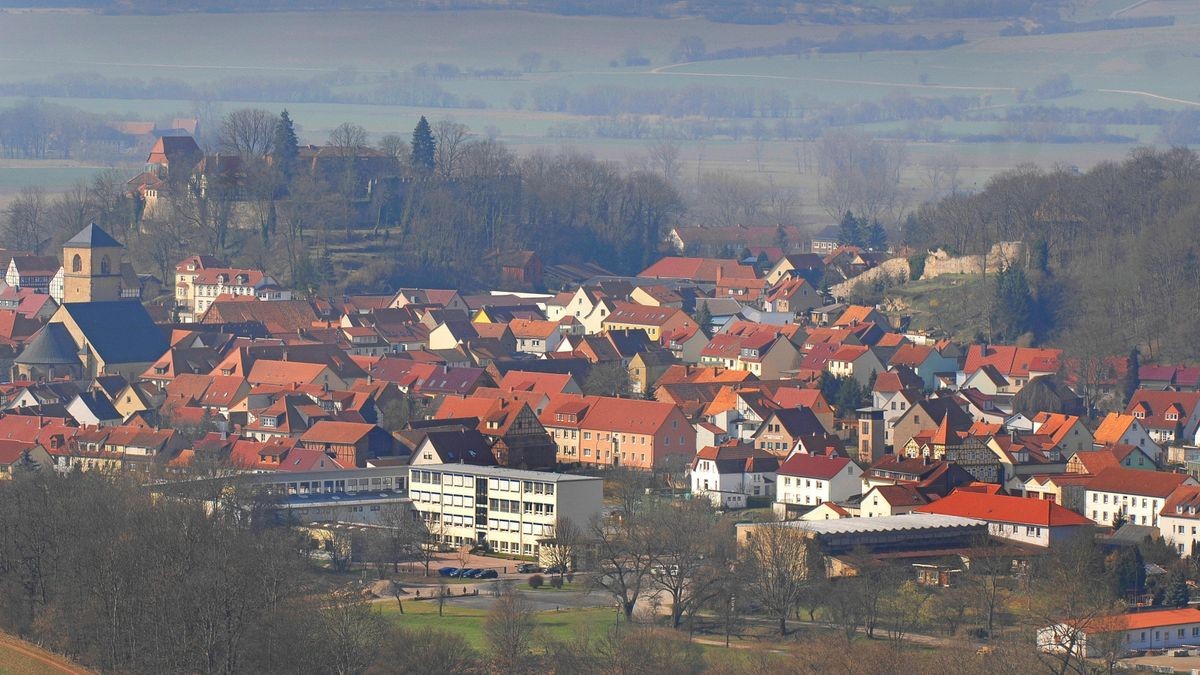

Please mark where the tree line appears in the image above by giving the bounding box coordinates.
[903,146,1200,362]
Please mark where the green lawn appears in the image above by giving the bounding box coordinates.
[380,599,618,649]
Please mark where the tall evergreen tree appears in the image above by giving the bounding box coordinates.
[411,116,436,174]
[1163,568,1190,607]
[993,264,1036,340]
[1122,348,1140,405]
[837,210,861,246]
[272,110,299,181]
[865,220,887,250]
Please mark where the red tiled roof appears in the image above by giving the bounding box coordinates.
[1125,390,1200,431]
[497,370,575,395]
[1085,466,1193,498]
[604,303,690,329]
[638,257,759,283]
[963,344,1062,379]
[777,453,853,480]
[299,420,374,445]
[871,483,930,507]
[915,490,1092,527]
[1093,413,1138,445]
[1087,609,1200,633]
[889,344,933,368]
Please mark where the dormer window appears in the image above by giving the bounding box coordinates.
[1134,411,1145,419]
[1166,412,1179,421]
[236,274,248,285]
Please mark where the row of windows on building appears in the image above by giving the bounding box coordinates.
[488,519,553,536]
[1129,626,1200,641]
[992,523,1043,537]
[260,475,403,495]
[578,448,649,463]
[412,491,472,507]
[1091,493,1159,509]
[411,471,558,497]
[1093,510,1157,526]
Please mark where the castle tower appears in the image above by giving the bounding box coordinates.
[63,223,124,303]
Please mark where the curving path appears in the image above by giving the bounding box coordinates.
[0,633,89,674]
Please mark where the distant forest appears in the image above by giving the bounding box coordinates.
[903,147,1200,362]
[0,0,1061,24]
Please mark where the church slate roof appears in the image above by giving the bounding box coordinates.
[14,323,79,366]
[65,223,123,249]
[61,301,168,365]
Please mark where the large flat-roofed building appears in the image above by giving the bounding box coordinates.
[737,513,987,556]
[408,464,603,556]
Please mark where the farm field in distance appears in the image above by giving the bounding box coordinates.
[0,5,1196,220]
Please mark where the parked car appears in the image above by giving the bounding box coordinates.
[462,569,484,578]
[447,568,465,578]
[516,563,540,574]
[543,566,564,575]
[437,566,458,577]
[477,569,499,579]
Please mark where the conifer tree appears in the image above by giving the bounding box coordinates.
[411,116,436,174]
[837,210,861,246]
[272,110,299,181]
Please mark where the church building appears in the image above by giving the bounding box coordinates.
[15,224,168,382]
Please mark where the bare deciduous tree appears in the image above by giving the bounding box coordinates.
[742,521,819,636]
[542,516,582,583]
[219,108,277,158]
[483,589,537,674]
[588,508,654,621]
[647,138,682,184]
[329,122,368,155]
[3,186,46,254]
[816,130,906,223]
[645,499,733,630]
[433,119,470,179]
[320,590,385,675]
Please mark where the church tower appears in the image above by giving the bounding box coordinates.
[63,223,124,303]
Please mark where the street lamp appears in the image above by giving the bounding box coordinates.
[726,594,735,648]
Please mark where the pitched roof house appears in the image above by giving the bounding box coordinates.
[916,489,1093,547]
[691,443,781,510]
[1125,390,1200,446]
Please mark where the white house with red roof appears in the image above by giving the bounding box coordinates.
[1083,466,1197,528]
[1125,390,1200,446]
[1038,608,1200,657]
[826,345,884,386]
[860,483,930,518]
[1159,485,1200,555]
[916,489,1093,547]
[774,453,861,517]
[507,319,563,354]
[691,443,781,509]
